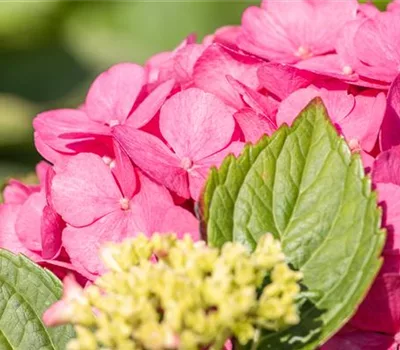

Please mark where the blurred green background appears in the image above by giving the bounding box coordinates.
[0,0,391,182]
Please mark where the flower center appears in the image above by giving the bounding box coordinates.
[109,119,120,127]
[181,157,193,171]
[348,138,361,153]
[102,156,116,169]
[295,46,313,60]
[342,65,353,75]
[119,197,130,210]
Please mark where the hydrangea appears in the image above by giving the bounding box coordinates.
[44,233,302,350]
[0,0,399,348]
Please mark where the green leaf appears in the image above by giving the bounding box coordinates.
[0,250,74,349]
[199,98,385,349]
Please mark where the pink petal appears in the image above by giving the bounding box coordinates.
[15,191,46,252]
[112,141,137,199]
[336,20,364,73]
[358,3,381,18]
[238,6,297,63]
[127,79,175,129]
[376,183,400,252]
[158,206,199,240]
[350,271,400,334]
[33,109,110,154]
[145,51,175,85]
[322,331,396,350]
[353,12,400,83]
[36,161,50,186]
[388,0,400,12]
[42,299,71,327]
[52,153,122,227]
[239,1,358,63]
[276,88,320,126]
[360,151,375,170]
[44,166,56,206]
[199,141,244,168]
[336,20,391,89]
[388,74,400,117]
[39,260,89,285]
[234,108,276,143]
[317,83,356,123]
[295,54,358,82]
[113,125,190,199]
[381,109,400,152]
[190,142,244,200]
[41,205,63,260]
[340,90,386,152]
[193,44,261,108]
[145,34,196,85]
[373,145,400,186]
[258,62,315,100]
[381,251,400,275]
[0,204,40,260]
[277,85,355,127]
[34,132,67,165]
[129,172,199,239]
[43,275,83,326]
[160,88,235,161]
[3,180,39,205]
[207,26,241,50]
[62,210,129,277]
[187,167,209,202]
[63,171,199,276]
[381,74,400,151]
[227,76,278,119]
[173,44,207,87]
[85,63,145,125]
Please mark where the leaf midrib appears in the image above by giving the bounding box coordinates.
[279,115,317,240]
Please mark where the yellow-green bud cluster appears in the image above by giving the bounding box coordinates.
[66,233,302,350]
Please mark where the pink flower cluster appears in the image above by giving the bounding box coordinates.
[1,0,400,347]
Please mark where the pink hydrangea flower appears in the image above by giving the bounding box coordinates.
[276,81,386,162]
[0,162,86,281]
[148,43,206,91]
[113,88,244,200]
[3,2,400,346]
[51,147,199,278]
[34,63,174,164]
[145,34,198,86]
[193,44,262,108]
[0,162,61,258]
[288,23,385,88]
[238,0,358,63]
[336,11,400,85]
